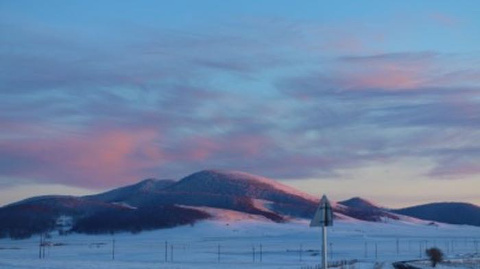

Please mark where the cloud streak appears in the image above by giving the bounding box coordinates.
[1,12,479,191]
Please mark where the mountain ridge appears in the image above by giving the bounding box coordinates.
[1,169,478,239]
[85,178,176,203]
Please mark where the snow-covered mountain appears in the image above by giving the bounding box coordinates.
[1,169,478,239]
[158,170,318,220]
[111,170,318,222]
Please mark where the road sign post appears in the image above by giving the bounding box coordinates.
[310,195,333,269]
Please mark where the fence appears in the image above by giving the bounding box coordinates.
[1,232,479,268]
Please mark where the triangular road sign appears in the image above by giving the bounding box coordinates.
[310,195,333,227]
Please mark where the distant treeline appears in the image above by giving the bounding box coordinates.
[0,205,210,239]
[72,205,210,234]
[0,204,56,239]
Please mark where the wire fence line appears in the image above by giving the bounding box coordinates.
[1,236,478,266]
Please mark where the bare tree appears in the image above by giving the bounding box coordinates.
[425,247,444,267]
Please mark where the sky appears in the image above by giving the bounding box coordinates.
[1,0,479,208]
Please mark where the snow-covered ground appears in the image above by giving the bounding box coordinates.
[0,216,479,269]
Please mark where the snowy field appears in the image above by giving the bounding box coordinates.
[1,215,479,269]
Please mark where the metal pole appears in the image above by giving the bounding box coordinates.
[322,226,327,269]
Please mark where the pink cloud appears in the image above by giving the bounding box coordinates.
[334,52,441,90]
[0,127,164,188]
[348,67,423,89]
[179,137,222,161]
[66,129,163,179]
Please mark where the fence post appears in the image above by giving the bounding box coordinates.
[300,244,303,261]
[38,234,42,259]
[364,242,368,258]
[419,241,422,258]
[165,241,168,262]
[42,234,45,259]
[260,244,263,262]
[112,239,115,260]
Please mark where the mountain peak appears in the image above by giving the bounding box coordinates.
[171,169,316,202]
[135,178,174,192]
[339,197,380,209]
[85,178,175,202]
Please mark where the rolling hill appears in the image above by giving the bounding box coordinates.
[392,202,480,227]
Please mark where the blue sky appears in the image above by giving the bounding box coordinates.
[1,1,479,207]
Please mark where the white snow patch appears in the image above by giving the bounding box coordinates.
[177,205,272,222]
[252,199,275,213]
[111,202,137,209]
[1,216,479,269]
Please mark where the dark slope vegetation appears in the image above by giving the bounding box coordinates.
[0,196,122,239]
[0,179,207,239]
[72,205,210,234]
[393,202,480,226]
